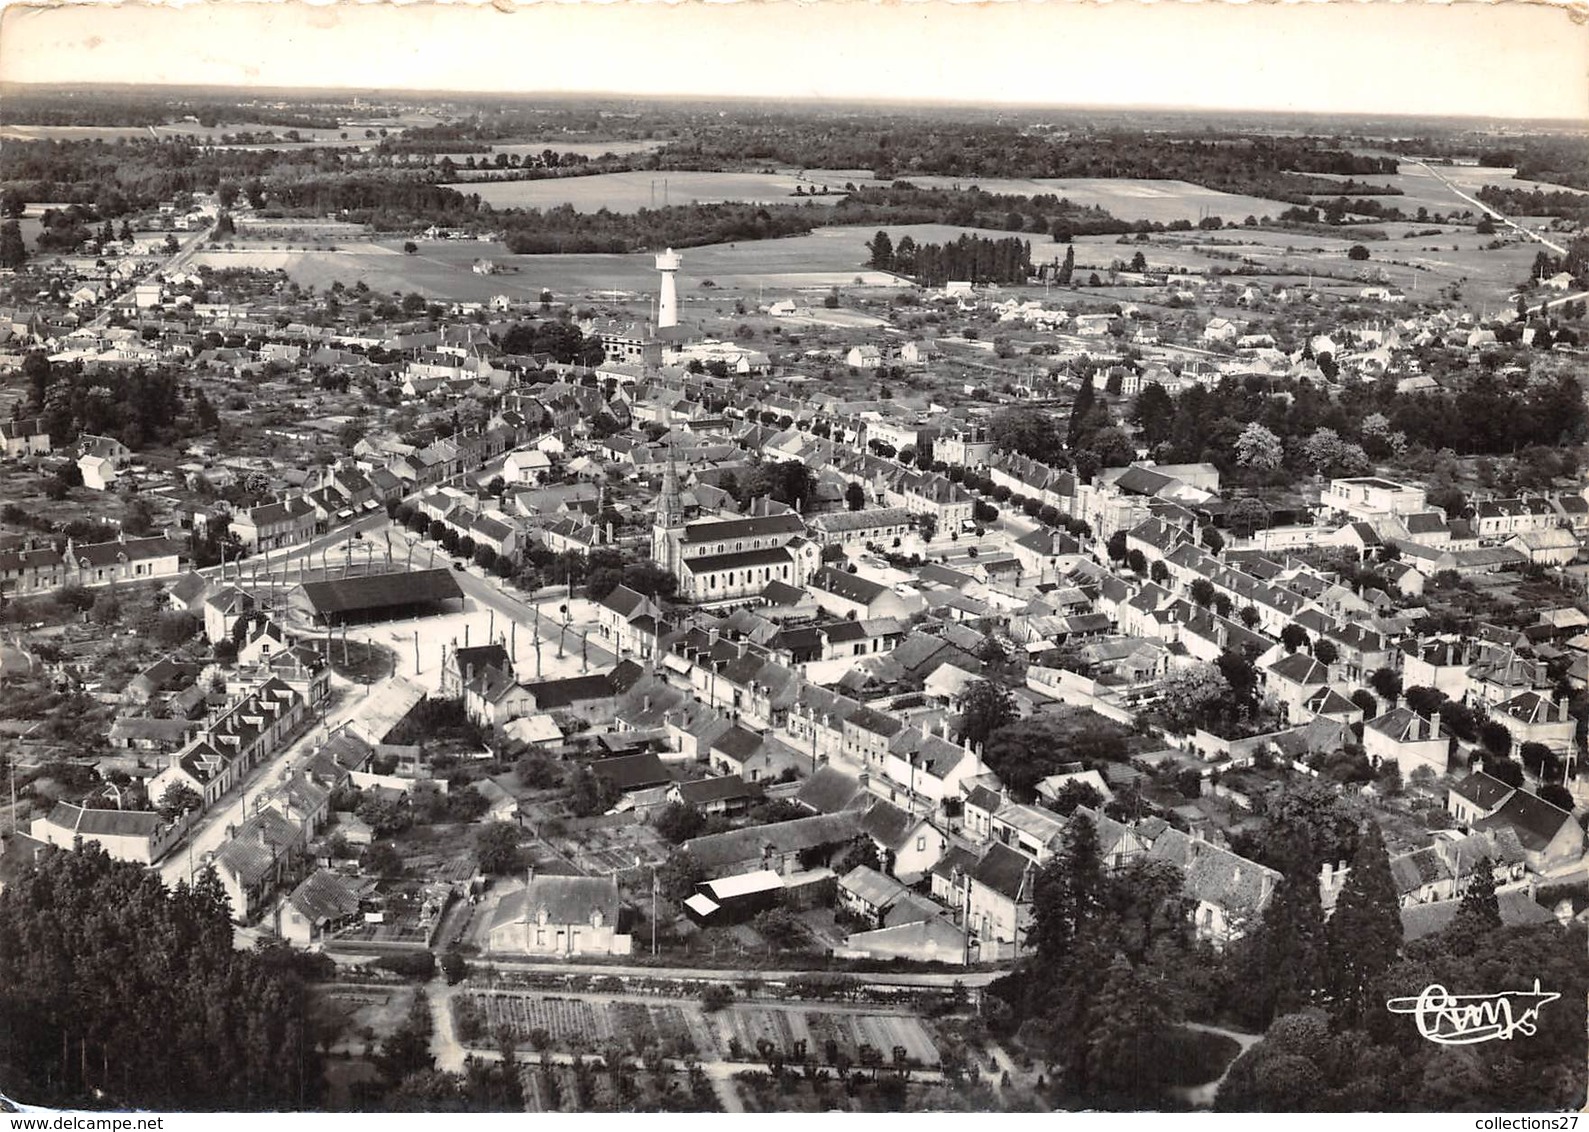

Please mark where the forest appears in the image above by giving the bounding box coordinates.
[651,124,1397,203]
[866,231,1033,287]
[985,788,1586,1111]
[1127,366,1587,476]
[0,845,326,1110]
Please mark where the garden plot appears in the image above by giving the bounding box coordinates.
[461,992,709,1057]
[716,1005,940,1067]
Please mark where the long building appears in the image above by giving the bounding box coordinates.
[288,568,464,625]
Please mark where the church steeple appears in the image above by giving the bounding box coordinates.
[657,438,683,528]
[652,436,686,577]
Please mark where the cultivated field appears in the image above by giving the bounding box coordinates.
[713,1003,940,1067]
[1305,164,1588,216]
[800,171,1298,226]
[459,992,712,1056]
[186,223,993,297]
[454,991,941,1068]
[450,170,847,212]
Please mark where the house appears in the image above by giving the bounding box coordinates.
[279,869,365,946]
[668,775,765,817]
[1475,791,1585,873]
[1446,770,1517,826]
[1492,691,1575,755]
[858,800,948,883]
[965,842,1037,959]
[1506,528,1579,567]
[212,809,304,922]
[1363,707,1449,777]
[845,345,883,369]
[77,454,119,491]
[0,417,50,458]
[30,802,177,865]
[475,778,521,823]
[487,874,632,956]
[806,566,925,622]
[1144,826,1279,947]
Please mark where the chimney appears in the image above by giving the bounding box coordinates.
[466,664,475,685]
[643,693,651,712]
[1559,696,1570,722]
[1430,711,1440,741]
[1321,860,1333,887]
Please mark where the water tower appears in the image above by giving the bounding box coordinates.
[655,248,681,329]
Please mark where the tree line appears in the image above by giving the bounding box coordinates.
[0,845,326,1110]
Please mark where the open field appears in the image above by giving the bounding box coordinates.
[186,223,997,297]
[449,169,847,211]
[1305,164,1588,215]
[802,171,1297,226]
[1067,220,1550,311]
[449,167,1297,225]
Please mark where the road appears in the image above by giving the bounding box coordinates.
[1411,160,1569,257]
[155,670,428,889]
[81,222,215,332]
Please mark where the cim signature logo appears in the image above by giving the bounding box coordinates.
[1386,981,1561,1045]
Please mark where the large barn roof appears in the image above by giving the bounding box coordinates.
[295,569,462,615]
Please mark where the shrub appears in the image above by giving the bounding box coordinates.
[372,951,437,980]
[700,984,734,1013]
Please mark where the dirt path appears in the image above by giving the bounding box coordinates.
[1165,1020,1262,1109]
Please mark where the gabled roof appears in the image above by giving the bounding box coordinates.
[287,868,363,924]
[675,776,765,806]
[1450,777,1521,826]
[1268,652,1330,685]
[493,875,621,928]
[590,752,671,791]
[971,842,1035,901]
[795,766,868,814]
[1477,791,1578,854]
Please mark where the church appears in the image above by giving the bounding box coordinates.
[652,451,821,604]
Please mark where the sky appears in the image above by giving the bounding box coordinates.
[0,1,1585,121]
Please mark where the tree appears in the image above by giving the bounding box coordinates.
[1347,245,1370,261]
[1189,578,1216,607]
[1538,783,1575,811]
[845,481,866,511]
[156,781,202,821]
[987,406,1062,463]
[1106,529,1129,563]
[1201,526,1225,555]
[1239,604,1261,629]
[866,230,894,270]
[955,679,1017,749]
[1368,667,1401,703]
[361,841,404,878]
[0,846,322,1110]
[1453,857,1500,932]
[1485,758,1524,788]
[1325,823,1402,1023]
[1478,720,1511,758]
[1067,376,1096,448]
[1155,663,1230,735]
[1126,548,1148,575]
[475,822,521,874]
[0,220,27,270]
[1031,812,1104,962]
[1150,560,1170,585]
[1312,639,1338,667]
[656,849,704,902]
[653,801,706,844]
[1281,624,1310,653]
[1234,422,1284,471]
[403,241,418,255]
[1083,954,1177,1097]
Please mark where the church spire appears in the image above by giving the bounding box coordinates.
[658,435,683,528]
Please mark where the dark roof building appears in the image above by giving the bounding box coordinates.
[289,569,463,625]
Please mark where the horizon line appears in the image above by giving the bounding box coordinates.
[2,82,1586,128]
